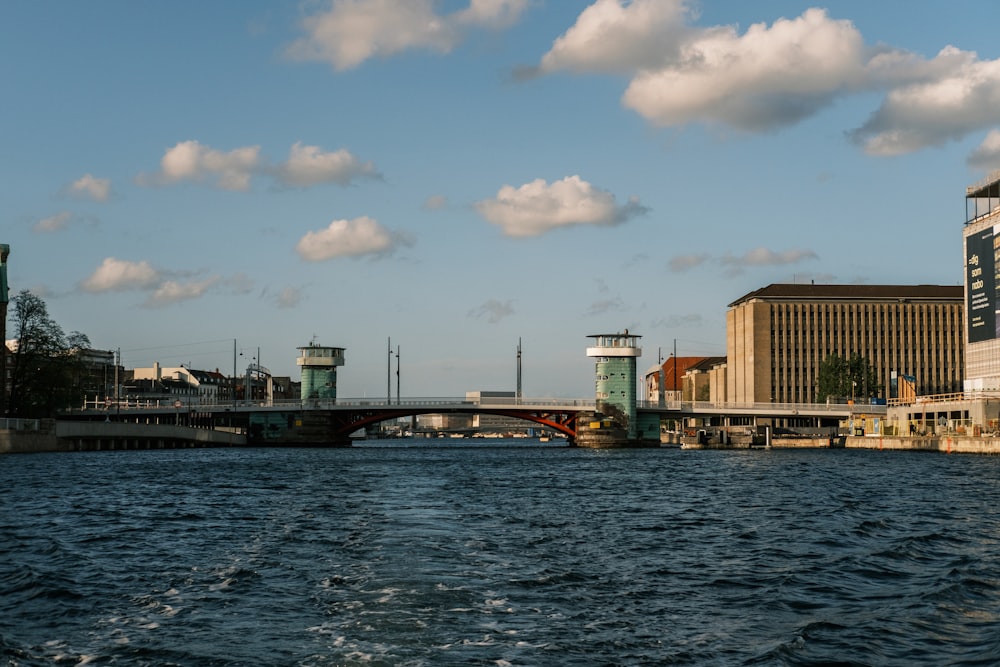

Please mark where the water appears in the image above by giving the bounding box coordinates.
[3,443,1000,666]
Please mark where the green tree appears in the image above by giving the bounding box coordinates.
[7,290,91,417]
[816,353,882,403]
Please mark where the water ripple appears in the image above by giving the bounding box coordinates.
[3,447,1000,665]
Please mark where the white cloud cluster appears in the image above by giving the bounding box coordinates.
[274,142,381,187]
[139,140,379,191]
[79,257,251,308]
[536,1,1000,161]
[80,258,161,292]
[33,211,73,233]
[296,216,409,261]
[540,0,690,74]
[66,174,112,202]
[137,140,262,191]
[853,46,1000,155]
[285,0,528,71]
[475,175,647,238]
[969,130,1000,171]
[623,9,867,132]
[147,278,221,307]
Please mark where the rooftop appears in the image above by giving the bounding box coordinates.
[729,283,963,307]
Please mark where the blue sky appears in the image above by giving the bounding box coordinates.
[3,0,999,398]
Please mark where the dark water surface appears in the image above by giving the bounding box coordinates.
[3,444,1000,666]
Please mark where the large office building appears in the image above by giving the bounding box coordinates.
[727,283,964,404]
[964,171,1000,391]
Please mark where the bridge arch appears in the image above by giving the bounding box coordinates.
[321,406,582,442]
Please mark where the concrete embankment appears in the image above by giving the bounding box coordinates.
[844,435,1000,455]
[684,435,1000,454]
[2,420,246,453]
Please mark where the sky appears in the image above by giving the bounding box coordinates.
[4,0,1000,399]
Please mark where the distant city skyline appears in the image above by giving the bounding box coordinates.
[2,1,993,397]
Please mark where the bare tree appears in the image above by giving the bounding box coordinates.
[7,290,90,417]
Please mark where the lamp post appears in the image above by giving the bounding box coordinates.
[395,345,400,405]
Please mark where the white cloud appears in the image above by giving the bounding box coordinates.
[475,175,647,237]
[144,278,220,307]
[296,216,408,261]
[139,140,261,191]
[80,257,161,292]
[537,3,1000,158]
[66,174,112,201]
[540,0,690,74]
[968,129,1000,171]
[285,0,528,71]
[469,298,514,323]
[33,211,73,233]
[274,142,380,187]
[853,46,1000,155]
[621,8,868,131]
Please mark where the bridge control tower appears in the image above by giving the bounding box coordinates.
[297,342,345,403]
[586,331,642,441]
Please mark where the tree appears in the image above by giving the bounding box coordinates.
[6,290,91,417]
[816,353,882,403]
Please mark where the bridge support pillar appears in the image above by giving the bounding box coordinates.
[574,411,659,448]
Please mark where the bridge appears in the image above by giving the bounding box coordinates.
[62,395,885,447]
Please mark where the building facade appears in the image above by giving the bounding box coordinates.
[964,171,1000,391]
[643,356,711,404]
[727,284,964,404]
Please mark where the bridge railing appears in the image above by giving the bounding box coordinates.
[75,396,598,412]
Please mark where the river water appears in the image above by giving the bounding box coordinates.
[2,443,1000,666]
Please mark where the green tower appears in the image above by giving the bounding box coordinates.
[297,342,345,403]
[586,331,642,440]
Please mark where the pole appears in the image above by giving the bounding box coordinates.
[232,339,237,407]
[517,337,522,402]
[387,337,391,404]
[396,345,400,405]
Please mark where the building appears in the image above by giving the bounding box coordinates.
[130,362,232,405]
[683,356,727,403]
[297,342,344,403]
[643,356,711,404]
[586,331,642,439]
[726,283,964,404]
[964,170,1000,391]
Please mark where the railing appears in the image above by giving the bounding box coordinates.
[75,396,598,412]
[888,391,1000,407]
[637,400,886,415]
[0,418,44,431]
